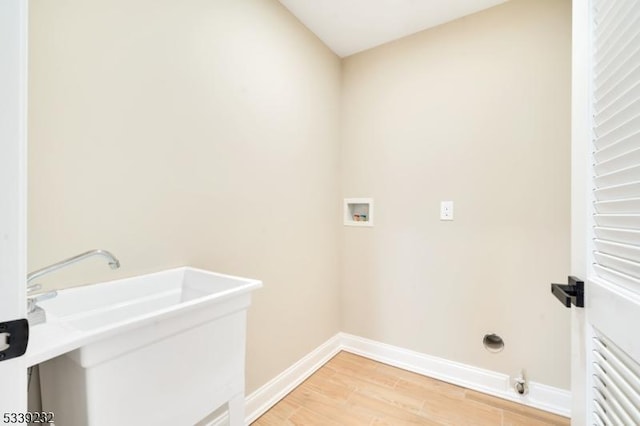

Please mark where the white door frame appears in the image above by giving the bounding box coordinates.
[0,0,29,414]
[571,0,591,423]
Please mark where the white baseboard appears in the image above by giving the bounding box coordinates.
[206,334,342,426]
[338,333,571,418]
[244,334,343,423]
[209,332,571,424]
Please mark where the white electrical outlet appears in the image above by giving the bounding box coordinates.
[440,201,453,220]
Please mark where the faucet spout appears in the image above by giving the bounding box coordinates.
[27,249,121,283]
[26,249,120,325]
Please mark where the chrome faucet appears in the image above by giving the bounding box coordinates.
[27,249,121,324]
[28,249,120,284]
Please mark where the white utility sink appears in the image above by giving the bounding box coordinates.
[28,267,262,426]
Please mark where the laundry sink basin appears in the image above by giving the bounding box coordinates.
[38,267,260,332]
[29,267,262,426]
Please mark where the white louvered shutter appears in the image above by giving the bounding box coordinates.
[592,333,640,424]
[591,0,640,424]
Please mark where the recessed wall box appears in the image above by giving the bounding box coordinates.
[344,198,374,227]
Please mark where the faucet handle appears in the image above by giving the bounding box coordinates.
[27,283,42,294]
[27,290,58,313]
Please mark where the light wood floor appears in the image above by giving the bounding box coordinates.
[252,351,570,426]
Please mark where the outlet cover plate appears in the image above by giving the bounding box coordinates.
[440,201,453,221]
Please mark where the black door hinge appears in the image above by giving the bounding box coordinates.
[0,319,29,361]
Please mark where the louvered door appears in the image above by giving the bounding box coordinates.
[589,0,640,424]
[592,333,640,424]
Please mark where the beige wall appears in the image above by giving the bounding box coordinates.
[29,0,572,406]
[340,0,572,389]
[28,0,342,393]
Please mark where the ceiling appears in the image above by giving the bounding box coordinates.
[278,0,508,57]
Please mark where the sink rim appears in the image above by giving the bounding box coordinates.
[26,266,262,366]
[41,266,262,330]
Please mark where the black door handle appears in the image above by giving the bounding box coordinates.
[0,319,29,362]
[551,276,584,308]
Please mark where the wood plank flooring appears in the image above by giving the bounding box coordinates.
[252,351,570,426]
